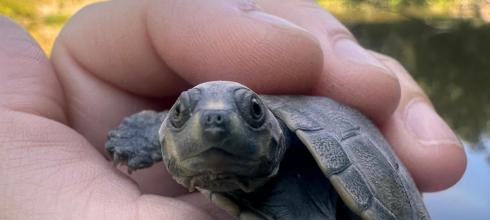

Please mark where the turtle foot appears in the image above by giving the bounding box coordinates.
[105,110,167,173]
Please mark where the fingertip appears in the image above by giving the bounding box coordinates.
[375,51,467,191]
[405,100,467,191]
[415,142,466,192]
[382,102,467,192]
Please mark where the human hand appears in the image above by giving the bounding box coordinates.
[0,0,465,219]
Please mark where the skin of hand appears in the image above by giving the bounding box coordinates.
[0,0,466,219]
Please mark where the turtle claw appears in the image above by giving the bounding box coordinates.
[112,153,121,166]
[107,145,151,174]
[111,152,129,171]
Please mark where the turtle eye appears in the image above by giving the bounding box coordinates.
[170,92,193,128]
[250,97,263,120]
[170,100,189,128]
[234,89,266,128]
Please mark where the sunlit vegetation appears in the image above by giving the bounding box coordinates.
[0,0,97,53]
[1,0,487,53]
[319,0,489,23]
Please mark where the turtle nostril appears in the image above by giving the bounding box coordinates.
[202,110,230,128]
[201,110,231,141]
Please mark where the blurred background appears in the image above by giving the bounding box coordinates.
[1,0,489,219]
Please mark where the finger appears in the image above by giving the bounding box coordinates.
[256,0,400,123]
[53,44,185,195]
[0,18,214,220]
[54,0,323,97]
[52,0,322,194]
[0,16,66,123]
[372,51,466,192]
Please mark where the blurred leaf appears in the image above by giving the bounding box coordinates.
[0,0,40,27]
[44,14,69,26]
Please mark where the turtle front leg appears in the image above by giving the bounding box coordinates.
[105,110,167,173]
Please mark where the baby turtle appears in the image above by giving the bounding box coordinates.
[106,81,430,220]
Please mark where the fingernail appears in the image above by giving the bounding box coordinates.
[405,100,461,147]
[247,11,306,30]
[333,38,390,73]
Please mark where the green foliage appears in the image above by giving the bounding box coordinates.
[344,0,427,7]
[341,0,457,8]
[317,0,480,23]
[0,0,72,26]
[44,14,69,26]
[0,0,39,26]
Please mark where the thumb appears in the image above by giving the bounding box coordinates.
[373,52,466,192]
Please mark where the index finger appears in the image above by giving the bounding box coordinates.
[53,0,323,97]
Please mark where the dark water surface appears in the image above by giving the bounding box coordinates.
[350,20,490,219]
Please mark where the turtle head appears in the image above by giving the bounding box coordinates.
[160,81,286,192]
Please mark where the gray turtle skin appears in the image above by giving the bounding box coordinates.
[106,81,430,220]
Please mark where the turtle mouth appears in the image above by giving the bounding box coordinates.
[179,150,274,192]
[181,148,262,172]
[187,172,270,193]
[200,148,246,160]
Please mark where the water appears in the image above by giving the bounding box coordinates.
[425,144,490,219]
[350,19,490,219]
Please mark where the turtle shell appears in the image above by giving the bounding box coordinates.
[261,95,430,220]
